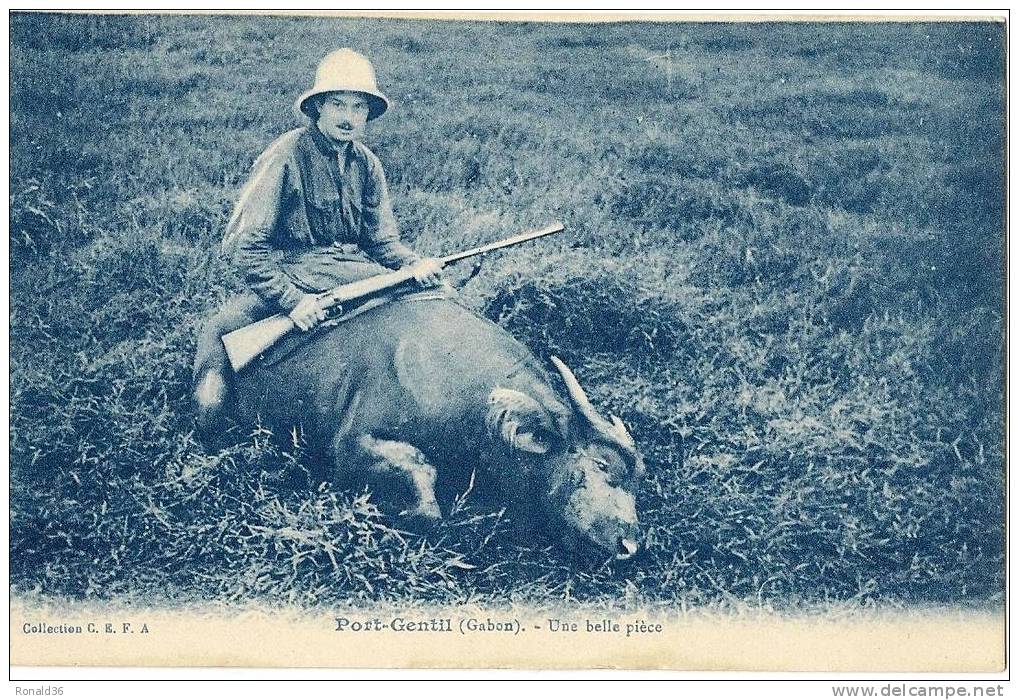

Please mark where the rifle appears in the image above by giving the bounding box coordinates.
[221,221,565,372]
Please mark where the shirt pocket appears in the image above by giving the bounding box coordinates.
[307,192,344,242]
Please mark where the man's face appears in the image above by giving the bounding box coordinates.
[316,91,370,143]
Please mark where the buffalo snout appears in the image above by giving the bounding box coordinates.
[561,475,641,563]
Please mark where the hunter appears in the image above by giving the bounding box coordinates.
[193,48,443,436]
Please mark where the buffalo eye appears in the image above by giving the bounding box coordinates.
[588,447,632,485]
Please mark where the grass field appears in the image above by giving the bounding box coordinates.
[9,14,1005,608]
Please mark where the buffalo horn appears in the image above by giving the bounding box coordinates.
[610,414,637,451]
[549,356,637,454]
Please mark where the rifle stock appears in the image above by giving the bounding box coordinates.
[223,313,297,372]
[221,221,564,372]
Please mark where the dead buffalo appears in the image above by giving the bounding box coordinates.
[195,293,645,562]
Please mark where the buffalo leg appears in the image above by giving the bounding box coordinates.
[354,435,441,527]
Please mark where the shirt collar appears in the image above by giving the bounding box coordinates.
[310,124,355,160]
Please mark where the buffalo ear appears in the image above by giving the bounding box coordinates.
[486,388,560,455]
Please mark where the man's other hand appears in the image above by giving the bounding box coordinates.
[408,257,444,287]
[288,294,328,331]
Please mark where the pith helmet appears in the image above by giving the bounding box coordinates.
[294,48,391,121]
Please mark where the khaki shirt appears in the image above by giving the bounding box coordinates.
[223,126,419,311]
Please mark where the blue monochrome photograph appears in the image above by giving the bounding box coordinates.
[8,12,1006,670]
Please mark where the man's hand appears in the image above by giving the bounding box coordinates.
[288,293,328,331]
[408,257,444,287]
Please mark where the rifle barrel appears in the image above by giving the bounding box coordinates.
[440,221,564,265]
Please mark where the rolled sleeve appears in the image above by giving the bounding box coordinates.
[222,141,306,311]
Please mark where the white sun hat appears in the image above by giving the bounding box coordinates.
[294,48,391,121]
